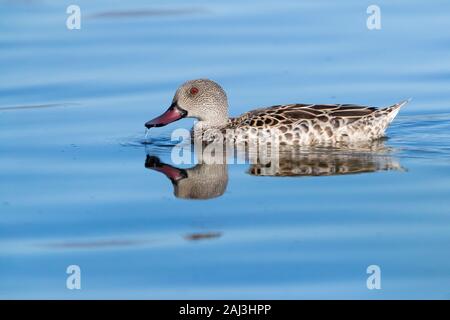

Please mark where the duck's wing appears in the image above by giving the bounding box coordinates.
[236,104,378,127]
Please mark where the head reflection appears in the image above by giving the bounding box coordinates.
[145,155,227,200]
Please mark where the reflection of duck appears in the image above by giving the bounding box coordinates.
[144,142,404,199]
[145,155,227,200]
[248,150,403,177]
[145,79,408,145]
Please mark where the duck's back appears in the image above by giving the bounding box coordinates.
[228,101,407,145]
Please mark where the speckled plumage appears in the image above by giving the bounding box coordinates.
[222,101,407,145]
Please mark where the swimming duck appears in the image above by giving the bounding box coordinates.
[145,79,408,145]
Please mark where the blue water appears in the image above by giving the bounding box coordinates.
[1,0,450,299]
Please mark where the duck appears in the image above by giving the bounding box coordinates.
[145,79,408,145]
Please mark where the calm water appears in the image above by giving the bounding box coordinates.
[1,0,450,299]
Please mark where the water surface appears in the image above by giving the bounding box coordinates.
[1,0,450,299]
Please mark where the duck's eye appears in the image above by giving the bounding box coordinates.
[189,87,199,95]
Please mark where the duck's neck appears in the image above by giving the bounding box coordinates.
[193,119,229,133]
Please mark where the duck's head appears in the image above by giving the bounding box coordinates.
[145,79,229,129]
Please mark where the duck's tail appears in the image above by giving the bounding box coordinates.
[382,98,410,123]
